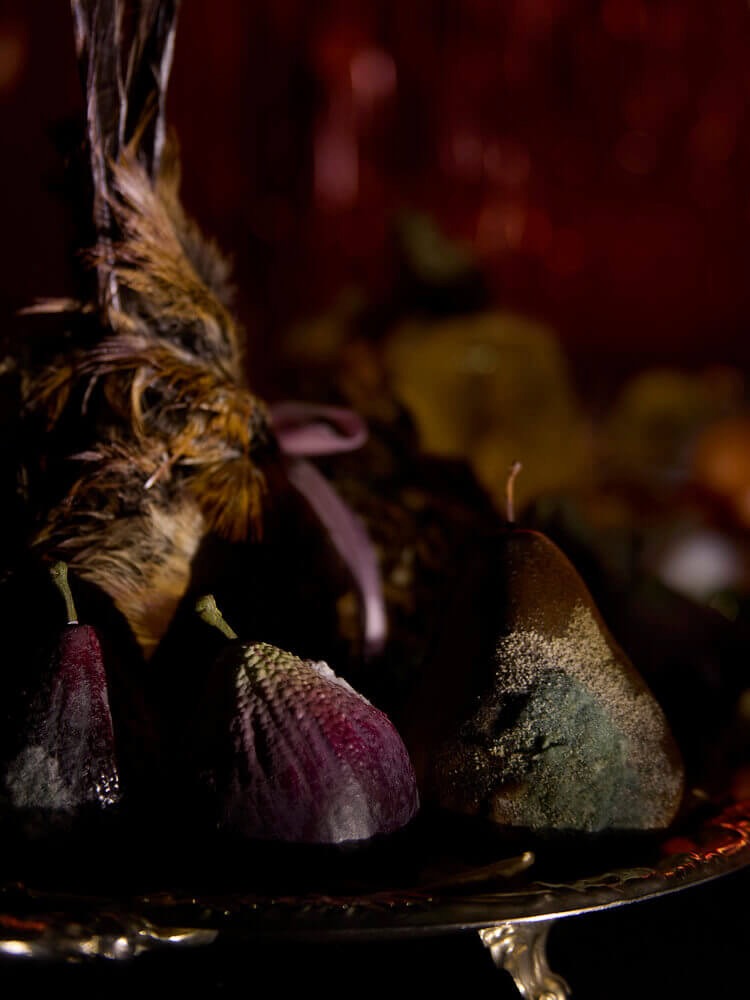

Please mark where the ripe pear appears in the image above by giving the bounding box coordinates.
[419,467,685,834]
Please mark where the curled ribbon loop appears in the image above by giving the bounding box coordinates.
[270,401,368,456]
[269,402,386,657]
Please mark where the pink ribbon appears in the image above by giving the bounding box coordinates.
[269,402,386,657]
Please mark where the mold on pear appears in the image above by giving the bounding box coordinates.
[423,465,685,833]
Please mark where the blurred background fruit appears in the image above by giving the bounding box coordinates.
[384,310,592,511]
[4,0,750,390]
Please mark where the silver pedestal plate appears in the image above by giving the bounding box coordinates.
[1,799,748,998]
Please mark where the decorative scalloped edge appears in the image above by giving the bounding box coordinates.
[1,799,749,955]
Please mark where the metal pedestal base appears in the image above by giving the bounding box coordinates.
[480,920,570,999]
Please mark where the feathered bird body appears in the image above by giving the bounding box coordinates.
[23,1,273,656]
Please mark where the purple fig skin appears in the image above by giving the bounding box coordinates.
[209,642,419,844]
[4,625,121,812]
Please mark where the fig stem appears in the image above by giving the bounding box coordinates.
[506,461,522,525]
[50,561,78,625]
[196,594,238,640]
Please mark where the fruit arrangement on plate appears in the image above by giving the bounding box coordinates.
[1,3,748,940]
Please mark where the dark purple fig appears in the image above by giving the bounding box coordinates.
[3,562,120,813]
[196,596,419,844]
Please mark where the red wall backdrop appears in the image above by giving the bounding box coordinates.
[2,1,750,388]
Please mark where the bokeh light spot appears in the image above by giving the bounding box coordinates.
[484,137,531,189]
[0,19,28,94]
[350,48,397,105]
[689,113,738,165]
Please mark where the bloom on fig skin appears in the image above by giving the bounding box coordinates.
[3,563,120,814]
[205,641,419,845]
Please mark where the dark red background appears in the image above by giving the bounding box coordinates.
[1,5,749,994]
[2,1,750,392]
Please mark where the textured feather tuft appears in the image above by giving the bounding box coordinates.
[22,2,272,654]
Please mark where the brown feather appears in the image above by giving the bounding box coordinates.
[36,441,204,655]
[23,3,273,655]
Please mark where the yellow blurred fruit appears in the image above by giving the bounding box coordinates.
[384,310,592,511]
[693,415,750,527]
[604,367,743,481]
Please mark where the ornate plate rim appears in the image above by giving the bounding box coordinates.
[1,799,748,957]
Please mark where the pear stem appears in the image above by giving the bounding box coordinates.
[50,561,78,625]
[195,594,238,640]
[506,461,523,525]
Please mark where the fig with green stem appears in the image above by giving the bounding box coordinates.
[3,562,121,813]
[195,595,419,844]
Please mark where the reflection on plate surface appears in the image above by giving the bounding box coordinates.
[1,799,748,959]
